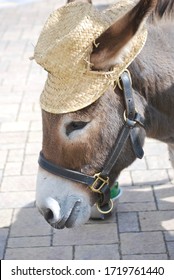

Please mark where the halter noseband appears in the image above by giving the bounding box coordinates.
[38,70,145,214]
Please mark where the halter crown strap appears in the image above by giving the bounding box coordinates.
[100,71,144,178]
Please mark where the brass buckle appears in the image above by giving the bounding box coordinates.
[89,173,109,194]
[96,199,114,214]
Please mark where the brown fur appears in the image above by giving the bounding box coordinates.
[41,0,174,186]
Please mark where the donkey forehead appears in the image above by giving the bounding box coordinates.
[42,87,122,123]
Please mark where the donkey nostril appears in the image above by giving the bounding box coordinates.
[44,208,54,221]
[40,197,61,224]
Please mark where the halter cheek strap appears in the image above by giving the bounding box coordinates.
[38,70,145,214]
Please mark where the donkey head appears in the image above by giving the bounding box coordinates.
[36,0,157,229]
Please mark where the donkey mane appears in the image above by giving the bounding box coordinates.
[151,0,174,21]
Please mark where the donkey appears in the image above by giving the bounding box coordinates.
[36,0,174,229]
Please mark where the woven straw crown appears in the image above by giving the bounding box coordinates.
[34,0,147,114]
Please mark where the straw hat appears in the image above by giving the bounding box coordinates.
[34,1,147,114]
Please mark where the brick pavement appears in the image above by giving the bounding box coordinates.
[0,0,174,260]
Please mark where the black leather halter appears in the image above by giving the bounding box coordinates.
[38,70,145,214]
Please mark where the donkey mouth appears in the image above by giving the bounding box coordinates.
[51,200,81,229]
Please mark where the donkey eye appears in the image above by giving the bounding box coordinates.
[66,121,89,136]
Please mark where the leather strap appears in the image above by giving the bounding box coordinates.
[121,71,136,120]
[100,71,144,178]
[38,152,94,186]
[130,129,144,159]
[121,71,144,159]
[100,123,131,178]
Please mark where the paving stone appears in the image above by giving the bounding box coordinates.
[164,231,174,241]
[7,236,51,248]
[25,143,41,154]
[117,212,139,232]
[22,92,41,104]
[1,40,8,57]
[4,246,73,260]
[0,104,19,122]
[0,209,13,228]
[5,41,26,56]
[19,103,33,113]
[0,150,7,168]
[0,192,35,209]
[0,142,25,150]
[120,232,166,255]
[4,162,22,176]
[146,155,171,169]
[33,103,41,112]
[139,211,174,231]
[118,171,132,187]
[131,170,169,186]
[153,184,174,210]
[0,93,21,105]
[1,175,36,192]
[119,186,154,203]
[168,169,174,182]
[22,155,39,175]
[75,244,120,260]
[127,157,147,170]
[117,202,156,212]
[144,142,168,156]
[24,82,45,95]
[0,169,3,184]
[166,242,174,259]
[0,83,13,92]
[0,121,30,132]
[18,112,41,121]
[7,149,24,162]
[87,211,117,224]
[0,228,9,259]
[122,254,168,260]
[10,207,51,237]
[28,131,42,143]
[0,132,27,146]
[53,223,118,246]
[30,121,42,132]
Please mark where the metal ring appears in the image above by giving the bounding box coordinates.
[96,199,114,214]
[124,110,137,127]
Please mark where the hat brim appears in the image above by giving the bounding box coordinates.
[40,27,147,114]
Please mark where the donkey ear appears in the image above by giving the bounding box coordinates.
[90,0,157,71]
